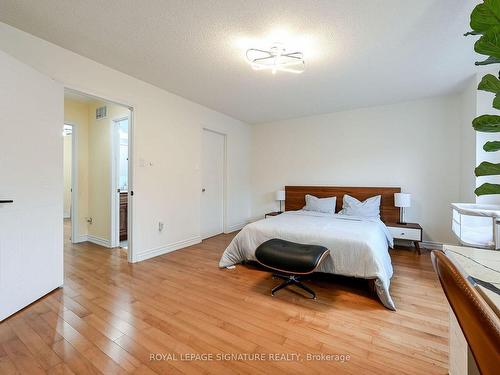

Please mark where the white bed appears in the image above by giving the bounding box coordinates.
[219,210,396,310]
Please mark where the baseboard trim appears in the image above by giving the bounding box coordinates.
[73,234,88,243]
[225,221,247,233]
[133,236,201,262]
[421,241,443,250]
[87,235,112,248]
[394,238,443,250]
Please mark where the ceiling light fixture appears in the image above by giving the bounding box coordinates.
[246,44,305,74]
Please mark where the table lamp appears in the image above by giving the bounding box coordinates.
[276,190,285,213]
[394,193,411,225]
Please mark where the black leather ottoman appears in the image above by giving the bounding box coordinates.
[255,239,330,299]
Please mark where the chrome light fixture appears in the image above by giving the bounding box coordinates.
[246,44,305,74]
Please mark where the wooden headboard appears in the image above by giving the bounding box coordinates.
[284,186,401,224]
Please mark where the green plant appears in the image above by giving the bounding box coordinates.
[467,0,500,195]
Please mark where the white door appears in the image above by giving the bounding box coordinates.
[0,50,63,321]
[201,129,225,239]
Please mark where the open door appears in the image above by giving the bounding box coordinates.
[0,50,63,321]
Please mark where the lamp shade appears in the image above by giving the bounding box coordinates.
[275,190,285,201]
[394,193,411,208]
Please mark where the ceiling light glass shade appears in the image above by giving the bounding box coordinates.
[246,44,305,74]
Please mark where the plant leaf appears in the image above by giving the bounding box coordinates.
[475,161,500,176]
[472,114,500,132]
[475,26,500,59]
[493,94,500,110]
[475,182,500,196]
[465,30,484,36]
[470,0,500,34]
[478,73,500,93]
[475,56,500,65]
[483,141,500,151]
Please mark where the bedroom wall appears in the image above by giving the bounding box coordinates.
[87,101,130,244]
[251,95,462,244]
[64,98,90,238]
[0,22,252,262]
[63,133,72,218]
[459,76,478,203]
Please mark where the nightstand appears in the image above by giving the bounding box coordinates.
[265,211,283,218]
[387,222,422,255]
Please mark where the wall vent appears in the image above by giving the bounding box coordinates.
[96,106,107,120]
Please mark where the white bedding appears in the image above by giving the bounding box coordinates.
[219,210,396,310]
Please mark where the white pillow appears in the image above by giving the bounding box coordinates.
[302,194,336,214]
[339,194,381,218]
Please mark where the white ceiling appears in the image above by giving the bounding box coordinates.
[0,0,477,124]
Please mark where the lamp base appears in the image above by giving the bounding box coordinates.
[398,207,408,226]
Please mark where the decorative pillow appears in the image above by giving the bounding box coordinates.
[338,194,381,218]
[302,194,336,214]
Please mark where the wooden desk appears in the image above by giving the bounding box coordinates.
[443,245,500,375]
[444,245,500,317]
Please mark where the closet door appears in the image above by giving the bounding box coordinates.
[200,129,225,239]
[0,50,63,321]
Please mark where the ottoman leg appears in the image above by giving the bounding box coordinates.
[272,273,289,281]
[294,280,316,300]
[270,275,317,300]
[271,279,293,296]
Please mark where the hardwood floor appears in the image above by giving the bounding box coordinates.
[0,224,449,374]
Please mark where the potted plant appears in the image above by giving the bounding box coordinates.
[467,0,500,196]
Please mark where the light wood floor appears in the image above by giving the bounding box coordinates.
[0,223,449,374]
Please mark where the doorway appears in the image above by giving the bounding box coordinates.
[63,123,78,243]
[64,88,134,262]
[112,117,130,249]
[201,128,226,239]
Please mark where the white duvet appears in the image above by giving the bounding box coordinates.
[219,210,396,310]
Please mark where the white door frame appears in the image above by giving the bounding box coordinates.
[64,122,79,244]
[111,116,130,249]
[201,127,227,238]
[64,87,135,263]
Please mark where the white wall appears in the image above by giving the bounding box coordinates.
[251,95,462,244]
[87,101,130,244]
[63,133,72,218]
[64,98,90,238]
[459,76,478,203]
[0,22,251,262]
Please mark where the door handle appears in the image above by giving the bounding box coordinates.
[202,188,206,192]
[0,200,13,203]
